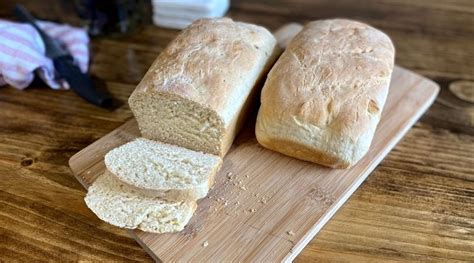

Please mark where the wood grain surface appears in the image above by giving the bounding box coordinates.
[0,0,473,262]
[69,67,439,262]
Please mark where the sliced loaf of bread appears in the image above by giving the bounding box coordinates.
[85,171,196,233]
[105,138,222,201]
[128,18,278,156]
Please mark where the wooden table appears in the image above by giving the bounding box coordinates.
[1,0,473,261]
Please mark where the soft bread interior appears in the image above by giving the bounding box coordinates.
[84,172,196,233]
[105,138,222,200]
[130,92,225,156]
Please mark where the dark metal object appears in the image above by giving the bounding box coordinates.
[14,4,113,108]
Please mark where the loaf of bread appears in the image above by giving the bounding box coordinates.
[256,19,395,168]
[84,172,196,233]
[129,18,278,156]
[105,138,222,201]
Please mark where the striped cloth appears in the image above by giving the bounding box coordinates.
[0,19,89,90]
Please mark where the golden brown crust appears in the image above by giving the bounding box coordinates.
[256,19,395,168]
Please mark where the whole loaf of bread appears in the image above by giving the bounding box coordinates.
[256,19,395,168]
[129,18,278,156]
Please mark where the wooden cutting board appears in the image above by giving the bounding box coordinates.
[69,66,439,262]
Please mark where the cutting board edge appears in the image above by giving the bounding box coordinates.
[68,119,135,179]
[283,77,439,262]
[128,230,162,263]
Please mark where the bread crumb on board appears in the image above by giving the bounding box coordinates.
[202,241,209,247]
[287,230,295,236]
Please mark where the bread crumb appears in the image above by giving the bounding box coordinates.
[202,241,209,247]
[245,174,249,178]
[260,199,267,204]
[287,231,295,236]
[235,201,240,205]
[224,201,228,206]
[226,172,233,179]
[249,208,256,213]
[240,186,247,191]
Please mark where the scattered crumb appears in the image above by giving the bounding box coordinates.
[224,201,228,206]
[260,199,267,204]
[226,172,233,179]
[240,186,247,191]
[202,241,209,247]
[245,174,249,178]
[249,208,256,213]
[235,201,240,205]
[86,170,91,175]
[287,231,295,236]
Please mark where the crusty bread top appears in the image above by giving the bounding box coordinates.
[131,18,277,126]
[259,19,395,157]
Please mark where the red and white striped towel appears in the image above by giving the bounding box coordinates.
[0,19,89,90]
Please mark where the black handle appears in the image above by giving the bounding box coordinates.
[53,56,112,108]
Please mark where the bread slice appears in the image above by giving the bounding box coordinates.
[128,18,279,156]
[105,138,222,201]
[256,19,395,168]
[84,172,196,233]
